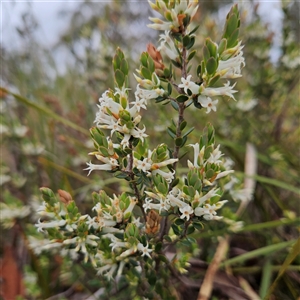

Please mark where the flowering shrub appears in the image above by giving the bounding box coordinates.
[34,1,245,298]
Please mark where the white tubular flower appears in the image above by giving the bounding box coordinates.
[114,86,130,98]
[63,234,99,263]
[151,158,178,169]
[194,200,227,220]
[137,87,165,101]
[35,219,66,233]
[147,1,198,32]
[97,263,118,280]
[223,176,239,191]
[152,169,175,183]
[121,134,131,148]
[134,158,152,173]
[215,170,234,180]
[158,30,179,60]
[131,216,142,228]
[36,201,55,218]
[148,18,173,31]
[197,96,218,113]
[167,192,187,208]
[137,243,153,259]
[230,188,254,202]
[28,238,62,255]
[221,41,244,60]
[86,216,99,230]
[159,42,178,60]
[207,144,223,165]
[179,205,194,221]
[143,198,155,212]
[92,203,102,215]
[178,75,200,94]
[110,239,128,252]
[84,159,118,175]
[200,81,237,100]
[119,246,138,259]
[98,118,122,136]
[217,48,245,79]
[144,193,170,213]
[123,197,137,215]
[131,126,148,143]
[223,218,244,232]
[134,74,156,89]
[193,188,220,207]
[188,143,205,168]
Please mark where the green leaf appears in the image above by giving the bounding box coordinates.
[225,13,238,38]
[183,35,191,47]
[189,25,200,35]
[182,127,194,138]
[113,53,121,71]
[147,55,155,73]
[186,37,195,50]
[171,59,181,68]
[120,59,129,76]
[205,38,217,58]
[176,94,189,103]
[140,52,148,67]
[171,224,181,236]
[141,66,152,80]
[193,222,204,231]
[171,101,179,111]
[171,178,180,187]
[208,74,220,87]
[188,186,195,198]
[164,67,171,78]
[186,225,195,235]
[167,127,176,139]
[175,137,183,147]
[202,45,210,62]
[116,47,125,60]
[167,82,172,95]
[155,242,163,252]
[115,172,130,180]
[206,57,218,75]
[98,146,109,157]
[115,69,125,88]
[218,38,227,55]
[227,28,240,48]
[196,64,201,78]
[183,14,191,27]
[180,120,187,130]
[175,218,185,226]
[164,235,172,242]
[168,126,176,135]
[187,50,197,62]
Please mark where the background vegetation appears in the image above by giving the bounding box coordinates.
[1,1,299,299]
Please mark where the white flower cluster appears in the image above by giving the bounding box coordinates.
[176,42,245,114]
[134,148,178,183]
[143,142,232,221]
[147,0,199,32]
[94,87,148,148]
